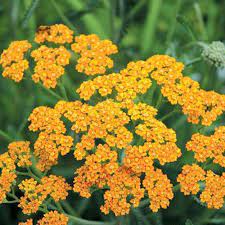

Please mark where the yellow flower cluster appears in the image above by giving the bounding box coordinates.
[186,126,225,167]
[55,99,132,160]
[200,171,225,209]
[143,169,174,212]
[177,164,205,195]
[77,61,152,108]
[0,152,17,203]
[35,24,74,44]
[31,45,71,88]
[8,141,32,167]
[71,34,118,75]
[101,167,144,216]
[69,101,181,215]
[29,106,73,171]
[126,103,181,166]
[178,164,225,209]
[147,55,225,126]
[19,211,68,225]
[0,40,31,82]
[19,175,71,214]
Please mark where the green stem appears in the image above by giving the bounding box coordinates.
[160,110,179,122]
[141,0,162,56]
[59,82,69,101]
[185,57,202,67]
[38,83,64,100]
[67,214,116,225]
[50,0,76,31]
[0,130,13,142]
[166,0,182,45]
[173,184,180,192]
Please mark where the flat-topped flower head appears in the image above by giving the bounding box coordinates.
[0,40,31,82]
[35,24,74,44]
[71,34,118,75]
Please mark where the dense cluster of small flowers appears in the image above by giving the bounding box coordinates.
[31,45,71,88]
[177,164,206,195]
[8,141,32,167]
[0,152,17,203]
[2,24,225,223]
[28,106,73,171]
[186,126,225,167]
[147,55,225,126]
[0,40,31,82]
[201,41,225,68]
[77,61,152,108]
[71,34,118,75]
[19,175,71,214]
[178,164,225,209]
[35,24,74,44]
[19,211,68,225]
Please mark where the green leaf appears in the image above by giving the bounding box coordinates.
[21,0,40,28]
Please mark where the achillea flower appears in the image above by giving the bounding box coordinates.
[34,132,73,171]
[73,144,119,198]
[28,106,66,134]
[200,171,225,209]
[37,211,68,225]
[0,40,31,82]
[0,152,17,203]
[19,176,71,214]
[71,34,118,75]
[35,24,74,44]
[187,126,225,167]
[31,45,70,88]
[100,167,144,216]
[143,169,174,212]
[77,61,152,108]
[8,141,32,167]
[177,164,206,195]
[147,55,225,126]
[19,219,33,225]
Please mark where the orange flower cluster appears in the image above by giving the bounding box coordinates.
[178,164,225,209]
[77,61,152,108]
[19,211,68,225]
[200,170,225,209]
[186,126,225,167]
[69,101,181,215]
[8,141,32,167]
[19,175,71,214]
[101,167,144,216]
[71,34,118,75]
[35,24,74,44]
[143,169,174,212]
[55,99,132,160]
[31,45,71,88]
[126,103,181,166]
[0,152,17,203]
[0,40,31,82]
[29,106,73,171]
[177,164,206,195]
[147,55,225,126]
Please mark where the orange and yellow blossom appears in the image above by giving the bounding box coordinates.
[0,40,31,82]
[0,152,17,203]
[35,24,74,44]
[187,126,225,167]
[71,34,118,75]
[19,175,71,214]
[31,45,71,88]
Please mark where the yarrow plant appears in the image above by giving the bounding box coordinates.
[0,24,225,224]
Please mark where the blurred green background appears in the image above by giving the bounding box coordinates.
[0,0,225,224]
